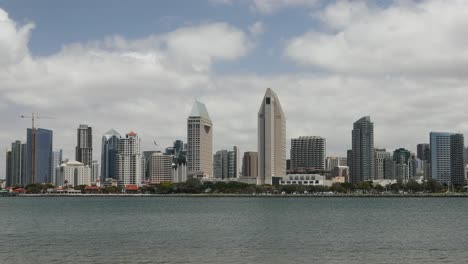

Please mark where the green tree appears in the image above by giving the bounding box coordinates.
[177,178,202,193]
[373,184,384,193]
[74,185,88,193]
[405,180,422,193]
[423,178,443,193]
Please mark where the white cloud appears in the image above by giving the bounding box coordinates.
[248,21,265,36]
[0,9,253,174]
[3,2,468,179]
[286,0,468,76]
[250,0,318,14]
[0,9,35,67]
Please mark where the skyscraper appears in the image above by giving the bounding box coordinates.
[6,140,25,187]
[116,132,143,186]
[187,100,213,178]
[326,157,347,171]
[430,132,465,185]
[417,144,430,161]
[101,129,121,181]
[351,116,375,184]
[258,88,286,185]
[76,124,93,166]
[242,151,258,177]
[464,146,468,164]
[374,149,391,180]
[213,146,239,179]
[26,128,53,184]
[51,149,63,185]
[290,136,326,171]
[91,160,100,183]
[149,153,173,184]
[143,151,159,181]
[5,150,11,187]
[450,133,465,186]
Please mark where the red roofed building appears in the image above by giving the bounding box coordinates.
[127,131,137,137]
[125,184,139,193]
[85,185,100,194]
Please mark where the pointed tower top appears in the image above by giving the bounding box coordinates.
[103,129,121,139]
[189,100,211,120]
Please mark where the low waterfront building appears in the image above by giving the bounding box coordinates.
[279,174,327,186]
[55,161,91,187]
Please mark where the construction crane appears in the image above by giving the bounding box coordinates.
[20,113,55,184]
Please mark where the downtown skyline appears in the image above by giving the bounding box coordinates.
[2,1,468,177]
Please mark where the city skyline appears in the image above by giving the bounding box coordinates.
[3,1,468,178]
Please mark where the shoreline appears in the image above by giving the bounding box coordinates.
[4,193,468,198]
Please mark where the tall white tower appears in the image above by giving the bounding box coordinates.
[187,100,213,178]
[257,88,286,185]
[116,131,143,186]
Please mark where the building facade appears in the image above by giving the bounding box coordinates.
[76,124,93,166]
[101,129,121,181]
[291,136,326,171]
[116,132,143,186]
[55,160,91,187]
[149,153,173,184]
[187,101,213,178]
[213,146,239,179]
[51,149,63,185]
[258,88,286,185]
[6,140,25,187]
[351,116,375,184]
[242,151,258,177]
[430,132,465,185]
[26,128,53,184]
[450,133,465,186]
[91,160,100,183]
[374,149,391,180]
[417,143,430,161]
[326,157,347,171]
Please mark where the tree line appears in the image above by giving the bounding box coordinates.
[8,178,464,194]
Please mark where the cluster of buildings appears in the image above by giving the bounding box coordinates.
[4,88,468,190]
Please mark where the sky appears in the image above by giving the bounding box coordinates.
[1,0,468,179]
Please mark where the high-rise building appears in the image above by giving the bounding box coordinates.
[213,146,239,179]
[101,129,121,181]
[430,132,465,185]
[172,163,187,183]
[258,88,286,185]
[116,132,143,186]
[347,149,353,175]
[450,133,465,186]
[393,148,413,181]
[91,160,100,183]
[291,136,326,171]
[351,116,375,184]
[187,100,213,178]
[55,161,91,187]
[143,151,159,182]
[51,149,63,185]
[76,124,92,166]
[5,150,12,187]
[326,157,347,171]
[242,151,258,177]
[6,140,25,187]
[384,157,396,179]
[149,153,173,184]
[464,146,468,164]
[26,128,53,184]
[417,144,430,161]
[374,149,391,180]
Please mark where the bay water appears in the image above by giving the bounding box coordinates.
[1,197,467,263]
